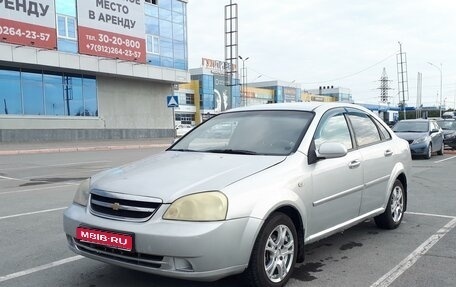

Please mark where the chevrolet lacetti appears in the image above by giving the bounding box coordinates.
[63,103,411,287]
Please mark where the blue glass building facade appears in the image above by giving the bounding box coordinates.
[0,67,97,116]
[0,0,189,142]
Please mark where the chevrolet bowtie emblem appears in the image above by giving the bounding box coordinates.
[112,202,121,211]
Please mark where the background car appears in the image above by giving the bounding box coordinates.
[392,119,444,159]
[175,124,194,137]
[442,111,456,119]
[436,119,456,150]
[64,103,411,287]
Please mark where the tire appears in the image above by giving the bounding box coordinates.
[437,142,444,155]
[424,144,432,159]
[243,212,298,287]
[374,179,405,229]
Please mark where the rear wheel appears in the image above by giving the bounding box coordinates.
[243,212,297,287]
[375,179,405,229]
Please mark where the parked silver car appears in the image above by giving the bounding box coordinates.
[64,103,411,287]
[393,119,444,159]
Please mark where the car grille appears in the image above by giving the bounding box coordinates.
[72,237,165,269]
[89,189,162,222]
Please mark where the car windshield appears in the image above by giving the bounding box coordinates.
[169,110,314,156]
[436,120,456,130]
[393,121,429,133]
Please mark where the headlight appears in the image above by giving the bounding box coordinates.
[73,178,91,206]
[412,137,428,144]
[163,191,228,221]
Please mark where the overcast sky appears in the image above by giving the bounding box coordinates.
[187,0,456,108]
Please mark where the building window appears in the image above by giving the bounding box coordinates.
[175,113,195,124]
[145,0,157,5]
[176,92,194,105]
[146,35,160,54]
[57,14,77,40]
[56,0,76,17]
[185,93,194,105]
[0,67,97,117]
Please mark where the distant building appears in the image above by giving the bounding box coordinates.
[172,59,240,125]
[308,86,353,103]
[248,81,301,103]
[301,91,335,102]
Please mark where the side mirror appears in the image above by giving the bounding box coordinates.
[316,142,348,159]
[430,129,439,134]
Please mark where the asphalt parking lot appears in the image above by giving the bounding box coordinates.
[1,147,455,287]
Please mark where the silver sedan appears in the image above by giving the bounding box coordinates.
[63,102,411,287]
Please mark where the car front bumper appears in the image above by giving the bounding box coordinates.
[409,142,429,156]
[443,137,456,149]
[63,204,262,281]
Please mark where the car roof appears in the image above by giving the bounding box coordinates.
[398,119,432,122]
[225,102,370,113]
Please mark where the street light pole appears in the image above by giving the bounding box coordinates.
[428,62,443,117]
[239,55,249,106]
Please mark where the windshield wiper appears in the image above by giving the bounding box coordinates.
[170,148,197,152]
[203,149,259,155]
[395,130,425,133]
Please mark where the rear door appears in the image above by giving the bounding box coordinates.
[346,109,395,214]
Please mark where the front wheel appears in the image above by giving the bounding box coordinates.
[437,142,444,155]
[374,179,405,229]
[425,144,432,159]
[243,212,298,287]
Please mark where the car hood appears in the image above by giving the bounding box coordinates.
[394,132,428,141]
[91,151,286,203]
[442,130,456,136]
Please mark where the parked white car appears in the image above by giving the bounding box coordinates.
[64,102,411,287]
[175,124,194,137]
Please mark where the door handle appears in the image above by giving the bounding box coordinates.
[348,160,361,169]
[384,150,393,157]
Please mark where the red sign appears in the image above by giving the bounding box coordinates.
[77,0,146,63]
[76,227,133,251]
[0,18,56,49]
[78,26,145,63]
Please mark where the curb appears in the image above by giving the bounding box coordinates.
[0,144,171,156]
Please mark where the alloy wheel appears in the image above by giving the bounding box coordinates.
[263,225,295,283]
[390,185,404,223]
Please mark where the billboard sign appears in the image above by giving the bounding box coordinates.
[0,0,57,49]
[77,0,146,63]
[284,87,298,103]
[214,75,231,113]
[202,58,237,75]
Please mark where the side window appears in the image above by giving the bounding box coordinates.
[314,113,353,150]
[347,113,381,146]
[432,121,439,131]
[375,119,392,140]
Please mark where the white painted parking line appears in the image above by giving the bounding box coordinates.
[0,207,67,220]
[370,217,456,287]
[0,175,23,181]
[1,160,111,172]
[434,156,456,164]
[0,184,75,196]
[406,211,456,220]
[0,255,84,283]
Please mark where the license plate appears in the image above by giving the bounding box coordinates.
[76,227,133,251]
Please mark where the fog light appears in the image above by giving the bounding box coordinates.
[174,258,193,272]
